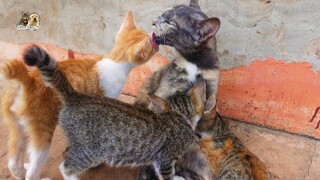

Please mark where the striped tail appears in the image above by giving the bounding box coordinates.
[23,45,77,102]
[0,59,31,86]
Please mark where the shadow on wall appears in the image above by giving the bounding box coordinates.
[1,41,320,139]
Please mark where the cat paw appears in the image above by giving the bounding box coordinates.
[24,162,30,170]
[8,161,26,179]
[173,176,186,180]
[41,178,51,180]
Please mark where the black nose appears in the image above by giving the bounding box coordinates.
[34,18,36,21]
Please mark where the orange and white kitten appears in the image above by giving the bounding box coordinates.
[0,11,158,180]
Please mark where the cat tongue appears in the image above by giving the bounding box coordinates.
[151,32,159,50]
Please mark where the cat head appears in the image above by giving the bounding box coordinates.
[195,95,229,134]
[109,11,159,65]
[195,94,218,132]
[152,0,220,54]
[148,79,216,129]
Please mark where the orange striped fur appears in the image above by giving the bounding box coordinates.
[0,11,156,180]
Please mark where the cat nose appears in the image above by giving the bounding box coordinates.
[152,19,158,26]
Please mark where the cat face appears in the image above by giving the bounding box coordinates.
[149,79,215,129]
[152,0,220,54]
[111,11,158,65]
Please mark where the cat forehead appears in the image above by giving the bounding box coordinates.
[162,5,207,20]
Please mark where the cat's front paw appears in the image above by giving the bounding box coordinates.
[8,161,26,179]
[173,176,186,180]
[41,178,51,180]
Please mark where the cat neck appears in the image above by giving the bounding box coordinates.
[178,40,219,70]
[96,58,133,98]
[106,48,130,63]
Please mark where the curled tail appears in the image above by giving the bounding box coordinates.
[23,45,77,102]
[0,59,31,85]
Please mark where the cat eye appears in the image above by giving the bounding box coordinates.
[164,20,171,24]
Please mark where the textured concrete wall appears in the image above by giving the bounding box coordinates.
[0,0,320,139]
[1,0,319,69]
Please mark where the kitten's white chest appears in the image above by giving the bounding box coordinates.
[96,58,132,99]
[183,60,199,83]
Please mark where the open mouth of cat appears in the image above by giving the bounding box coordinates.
[151,32,159,50]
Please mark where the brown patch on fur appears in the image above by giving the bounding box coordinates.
[241,150,271,180]
[200,137,233,175]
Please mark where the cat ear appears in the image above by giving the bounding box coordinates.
[188,79,206,114]
[119,11,137,33]
[190,0,201,10]
[148,93,169,113]
[196,17,220,43]
[203,95,217,117]
[188,79,206,103]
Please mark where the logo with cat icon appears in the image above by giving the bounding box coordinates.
[16,12,40,31]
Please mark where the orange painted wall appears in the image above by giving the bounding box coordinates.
[1,41,319,139]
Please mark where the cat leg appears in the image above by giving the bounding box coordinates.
[136,165,159,180]
[25,147,50,180]
[59,161,79,180]
[153,160,176,180]
[2,90,27,179]
[7,122,27,179]
[60,147,95,180]
[2,108,27,179]
[25,118,56,180]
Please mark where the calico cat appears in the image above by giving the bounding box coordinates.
[23,45,215,180]
[0,11,157,180]
[136,0,220,179]
[134,0,221,108]
[197,96,274,180]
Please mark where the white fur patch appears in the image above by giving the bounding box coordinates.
[153,162,164,180]
[25,147,50,180]
[96,58,133,99]
[173,176,186,180]
[183,61,199,83]
[192,115,201,130]
[59,162,79,180]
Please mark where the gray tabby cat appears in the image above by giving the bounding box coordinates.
[136,0,220,179]
[23,45,216,180]
[134,0,221,107]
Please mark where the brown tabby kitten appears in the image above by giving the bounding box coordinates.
[23,45,215,180]
[134,0,221,108]
[0,11,157,180]
[198,96,274,180]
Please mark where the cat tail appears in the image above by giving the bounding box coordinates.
[23,45,77,102]
[0,59,31,86]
